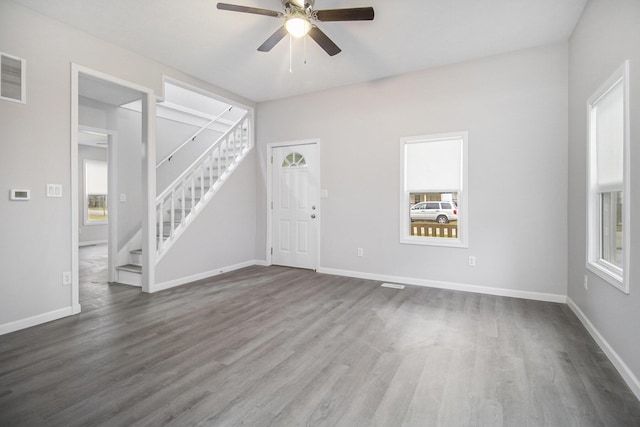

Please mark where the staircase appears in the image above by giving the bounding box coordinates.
[114,110,252,287]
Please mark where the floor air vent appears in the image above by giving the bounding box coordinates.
[381,283,405,289]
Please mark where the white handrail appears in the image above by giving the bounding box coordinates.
[156,106,233,168]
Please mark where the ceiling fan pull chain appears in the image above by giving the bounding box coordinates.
[289,34,293,73]
[304,34,307,64]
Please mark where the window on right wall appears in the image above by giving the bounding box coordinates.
[587,61,630,293]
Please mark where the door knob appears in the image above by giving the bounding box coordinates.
[311,214,316,219]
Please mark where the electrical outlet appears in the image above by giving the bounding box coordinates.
[584,275,588,290]
[357,248,363,257]
[468,256,476,267]
[62,271,72,285]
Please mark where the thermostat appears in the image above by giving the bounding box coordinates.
[10,189,30,201]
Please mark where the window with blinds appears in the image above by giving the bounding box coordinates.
[85,160,108,224]
[400,131,468,247]
[587,61,629,293]
[0,52,25,104]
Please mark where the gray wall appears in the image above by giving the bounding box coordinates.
[256,43,569,298]
[568,0,640,384]
[0,1,255,328]
[78,145,108,245]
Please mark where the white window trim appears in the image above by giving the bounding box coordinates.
[400,131,469,248]
[84,159,108,226]
[586,61,630,293]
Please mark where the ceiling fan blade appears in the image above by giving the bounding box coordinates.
[315,7,374,22]
[217,3,283,18]
[308,26,341,56]
[258,26,288,52]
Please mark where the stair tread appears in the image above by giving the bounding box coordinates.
[116,264,142,273]
[130,249,142,254]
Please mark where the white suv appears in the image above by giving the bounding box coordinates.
[410,201,458,223]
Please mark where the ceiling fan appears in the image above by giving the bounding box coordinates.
[217,0,374,56]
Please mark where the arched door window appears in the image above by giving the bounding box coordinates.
[281,152,307,168]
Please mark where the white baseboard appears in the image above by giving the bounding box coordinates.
[0,306,75,336]
[150,260,258,293]
[254,259,270,267]
[79,240,107,247]
[316,267,567,303]
[567,297,640,401]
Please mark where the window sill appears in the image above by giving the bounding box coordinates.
[401,236,468,248]
[586,260,627,294]
[84,221,108,226]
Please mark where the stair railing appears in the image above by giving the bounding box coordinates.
[156,106,233,168]
[155,111,251,259]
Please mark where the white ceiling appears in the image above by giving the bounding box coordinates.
[14,0,587,102]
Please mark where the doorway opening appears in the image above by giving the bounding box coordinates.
[71,65,156,313]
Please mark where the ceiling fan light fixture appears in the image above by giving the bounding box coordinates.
[285,15,311,38]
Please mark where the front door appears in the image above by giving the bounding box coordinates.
[271,143,319,270]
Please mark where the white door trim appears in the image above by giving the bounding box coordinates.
[266,139,321,269]
[71,64,156,309]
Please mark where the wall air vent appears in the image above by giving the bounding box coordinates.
[1,52,26,104]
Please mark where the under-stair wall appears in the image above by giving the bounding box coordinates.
[153,147,257,291]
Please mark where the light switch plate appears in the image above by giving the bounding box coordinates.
[46,184,62,198]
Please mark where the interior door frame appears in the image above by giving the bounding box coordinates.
[71,64,156,312]
[266,139,321,269]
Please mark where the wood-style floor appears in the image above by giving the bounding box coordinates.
[1,245,639,426]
